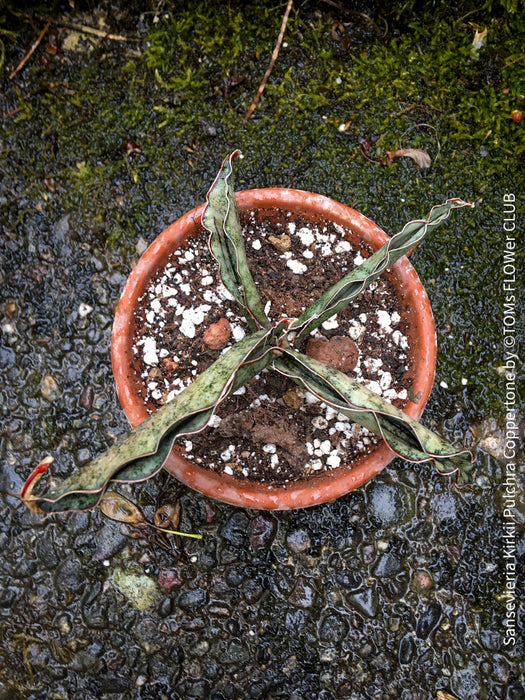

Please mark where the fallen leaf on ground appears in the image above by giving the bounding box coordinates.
[154,503,181,530]
[100,491,147,527]
[472,26,487,56]
[386,148,432,169]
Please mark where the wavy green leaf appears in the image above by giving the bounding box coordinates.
[290,199,474,344]
[30,328,277,513]
[202,150,270,330]
[273,349,474,484]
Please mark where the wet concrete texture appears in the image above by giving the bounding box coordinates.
[0,1,523,698]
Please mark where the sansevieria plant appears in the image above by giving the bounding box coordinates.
[23,151,474,523]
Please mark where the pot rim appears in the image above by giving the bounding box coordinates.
[112,188,437,510]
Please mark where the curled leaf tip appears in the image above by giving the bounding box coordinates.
[21,456,54,513]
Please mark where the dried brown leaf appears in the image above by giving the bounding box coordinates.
[472,27,487,53]
[154,503,181,530]
[390,148,432,169]
[435,691,459,700]
[99,491,147,526]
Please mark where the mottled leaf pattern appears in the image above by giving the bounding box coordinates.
[29,328,276,513]
[290,199,474,344]
[203,150,270,330]
[273,349,474,484]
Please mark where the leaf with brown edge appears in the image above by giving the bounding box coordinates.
[202,150,270,331]
[289,199,473,345]
[273,348,475,484]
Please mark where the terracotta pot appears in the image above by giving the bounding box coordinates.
[111,189,436,510]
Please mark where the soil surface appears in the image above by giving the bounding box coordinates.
[132,210,414,485]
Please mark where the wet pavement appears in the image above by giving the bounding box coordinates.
[0,2,523,698]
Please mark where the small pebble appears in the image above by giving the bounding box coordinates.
[306,335,358,372]
[41,374,60,402]
[78,302,93,318]
[203,317,231,350]
[249,514,277,549]
[268,234,291,252]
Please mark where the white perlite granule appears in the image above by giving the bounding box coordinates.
[287,259,307,275]
[141,337,158,365]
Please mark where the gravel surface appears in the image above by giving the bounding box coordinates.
[0,3,523,699]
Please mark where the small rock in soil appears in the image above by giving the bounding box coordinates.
[112,569,159,612]
[416,602,442,639]
[160,357,180,374]
[451,667,482,699]
[243,578,264,603]
[318,610,349,643]
[367,481,413,528]
[412,569,434,591]
[347,587,378,618]
[202,317,231,350]
[76,447,91,465]
[286,528,311,553]
[158,569,183,593]
[41,374,60,402]
[36,532,59,569]
[54,557,84,593]
[334,569,362,591]
[81,581,108,629]
[288,576,316,608]
[177,588,208,612]
[373,551,402,578]
[79,384,94,410]
[283,388,304,409]
[219,512,250,547]
[398,634,416,665]
[92,521,127,561]
[268,234,291,252]
[306,335,358,372]
[134,617,164,653]
[431,491,460,525]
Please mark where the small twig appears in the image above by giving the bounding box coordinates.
[359,142,381,163]
[55,20,131,42]
[5,107,22,117]
[242,0,293,124]
[9,20,51,80]
[320,0,343,8]
[503,54,525,69]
